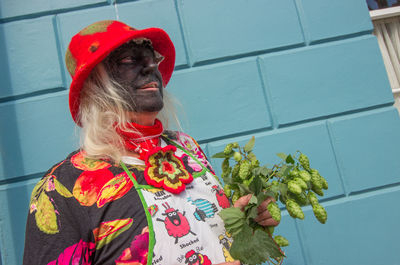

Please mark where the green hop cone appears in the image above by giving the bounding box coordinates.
[299,153,311,171]
[232,142,239,148]
[288,180,302,195]
[222,158,230,173]
[288,168,300,178]
[299,170,311,182]
[232,164,240,178]
[286,199,304,219]
[224,185,232,198]
[307,191,319,206]
[224,143,233,155]
[232,193,240,204]
[312,186,324,196]
[320,176,329,190]
[233,152,242,162]
[294,177,308,190]
[311,170,323,190]
[312,203,327,224]
[274,235,289,247]
[243,179,251,187]
[251,159,260,167]
[292,193,307,206]
[267,202,281,222]
[239,160,251,180]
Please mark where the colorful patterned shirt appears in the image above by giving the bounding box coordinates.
[23,131,233,265]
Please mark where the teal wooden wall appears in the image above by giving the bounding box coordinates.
[1,0,400,264]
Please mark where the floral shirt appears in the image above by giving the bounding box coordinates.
[23,131,231,265]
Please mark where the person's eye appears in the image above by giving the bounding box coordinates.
[119,56,137,64]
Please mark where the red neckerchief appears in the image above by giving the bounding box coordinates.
[116,119,163,160]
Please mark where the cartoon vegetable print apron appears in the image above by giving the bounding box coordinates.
[121,138,234,265]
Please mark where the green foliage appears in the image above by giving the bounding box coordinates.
[214,137,329,264]
[229,224,283,264]
[219,207,245,237]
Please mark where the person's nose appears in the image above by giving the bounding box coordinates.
[141,62,158,75]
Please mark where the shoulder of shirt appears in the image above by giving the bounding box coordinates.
[40,149,119,188]
[163,130,199,144]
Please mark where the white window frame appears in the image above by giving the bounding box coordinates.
[370,6,400,96]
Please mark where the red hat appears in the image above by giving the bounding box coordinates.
[65,20,176,124]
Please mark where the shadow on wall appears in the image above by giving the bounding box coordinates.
[0,26,30,264]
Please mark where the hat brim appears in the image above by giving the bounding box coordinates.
[68,27,175,125]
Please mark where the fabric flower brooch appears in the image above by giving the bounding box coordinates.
[144,145,193,194]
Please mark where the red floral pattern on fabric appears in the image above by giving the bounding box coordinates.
[116,227,149,265]
[93,218,133,249]
[47,240,95,265]
[144,145,193,194]
[73,169,133,207]
[71,151,111,171]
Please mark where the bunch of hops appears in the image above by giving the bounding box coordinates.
[213,136,329,265]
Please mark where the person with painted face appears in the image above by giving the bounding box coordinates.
[23,21,279,265]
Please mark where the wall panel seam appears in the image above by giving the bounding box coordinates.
[293,0,310,46]
[0,2,110,24]
[325,121,348,196]
[293,219,309,265]
[174,0,194,67]
[53,15,67,90]
[256,57,278,129]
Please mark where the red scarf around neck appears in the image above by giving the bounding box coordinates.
[116,119,164,160]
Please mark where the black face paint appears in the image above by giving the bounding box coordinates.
[104,40,164,112]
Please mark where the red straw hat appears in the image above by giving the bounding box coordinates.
[65,20,176,124]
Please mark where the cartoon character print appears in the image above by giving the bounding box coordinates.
[156,202,196,244]
[212,185,230,209]
[219,233,234,262]
[187,197,218,222]
[148,204,159,216]
[185,250,212,265]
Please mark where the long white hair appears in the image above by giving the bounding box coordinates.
[77,63,181,163]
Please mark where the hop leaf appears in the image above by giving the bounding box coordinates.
[219,207,245,236]
[244,136,255,153]
[230,224,283,264]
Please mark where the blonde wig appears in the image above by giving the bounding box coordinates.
[77,63,181,163]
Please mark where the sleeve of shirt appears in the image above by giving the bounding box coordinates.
[23,163,95,265]
[176,131,216,173]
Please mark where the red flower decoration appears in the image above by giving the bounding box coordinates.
[144,145,193,194]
